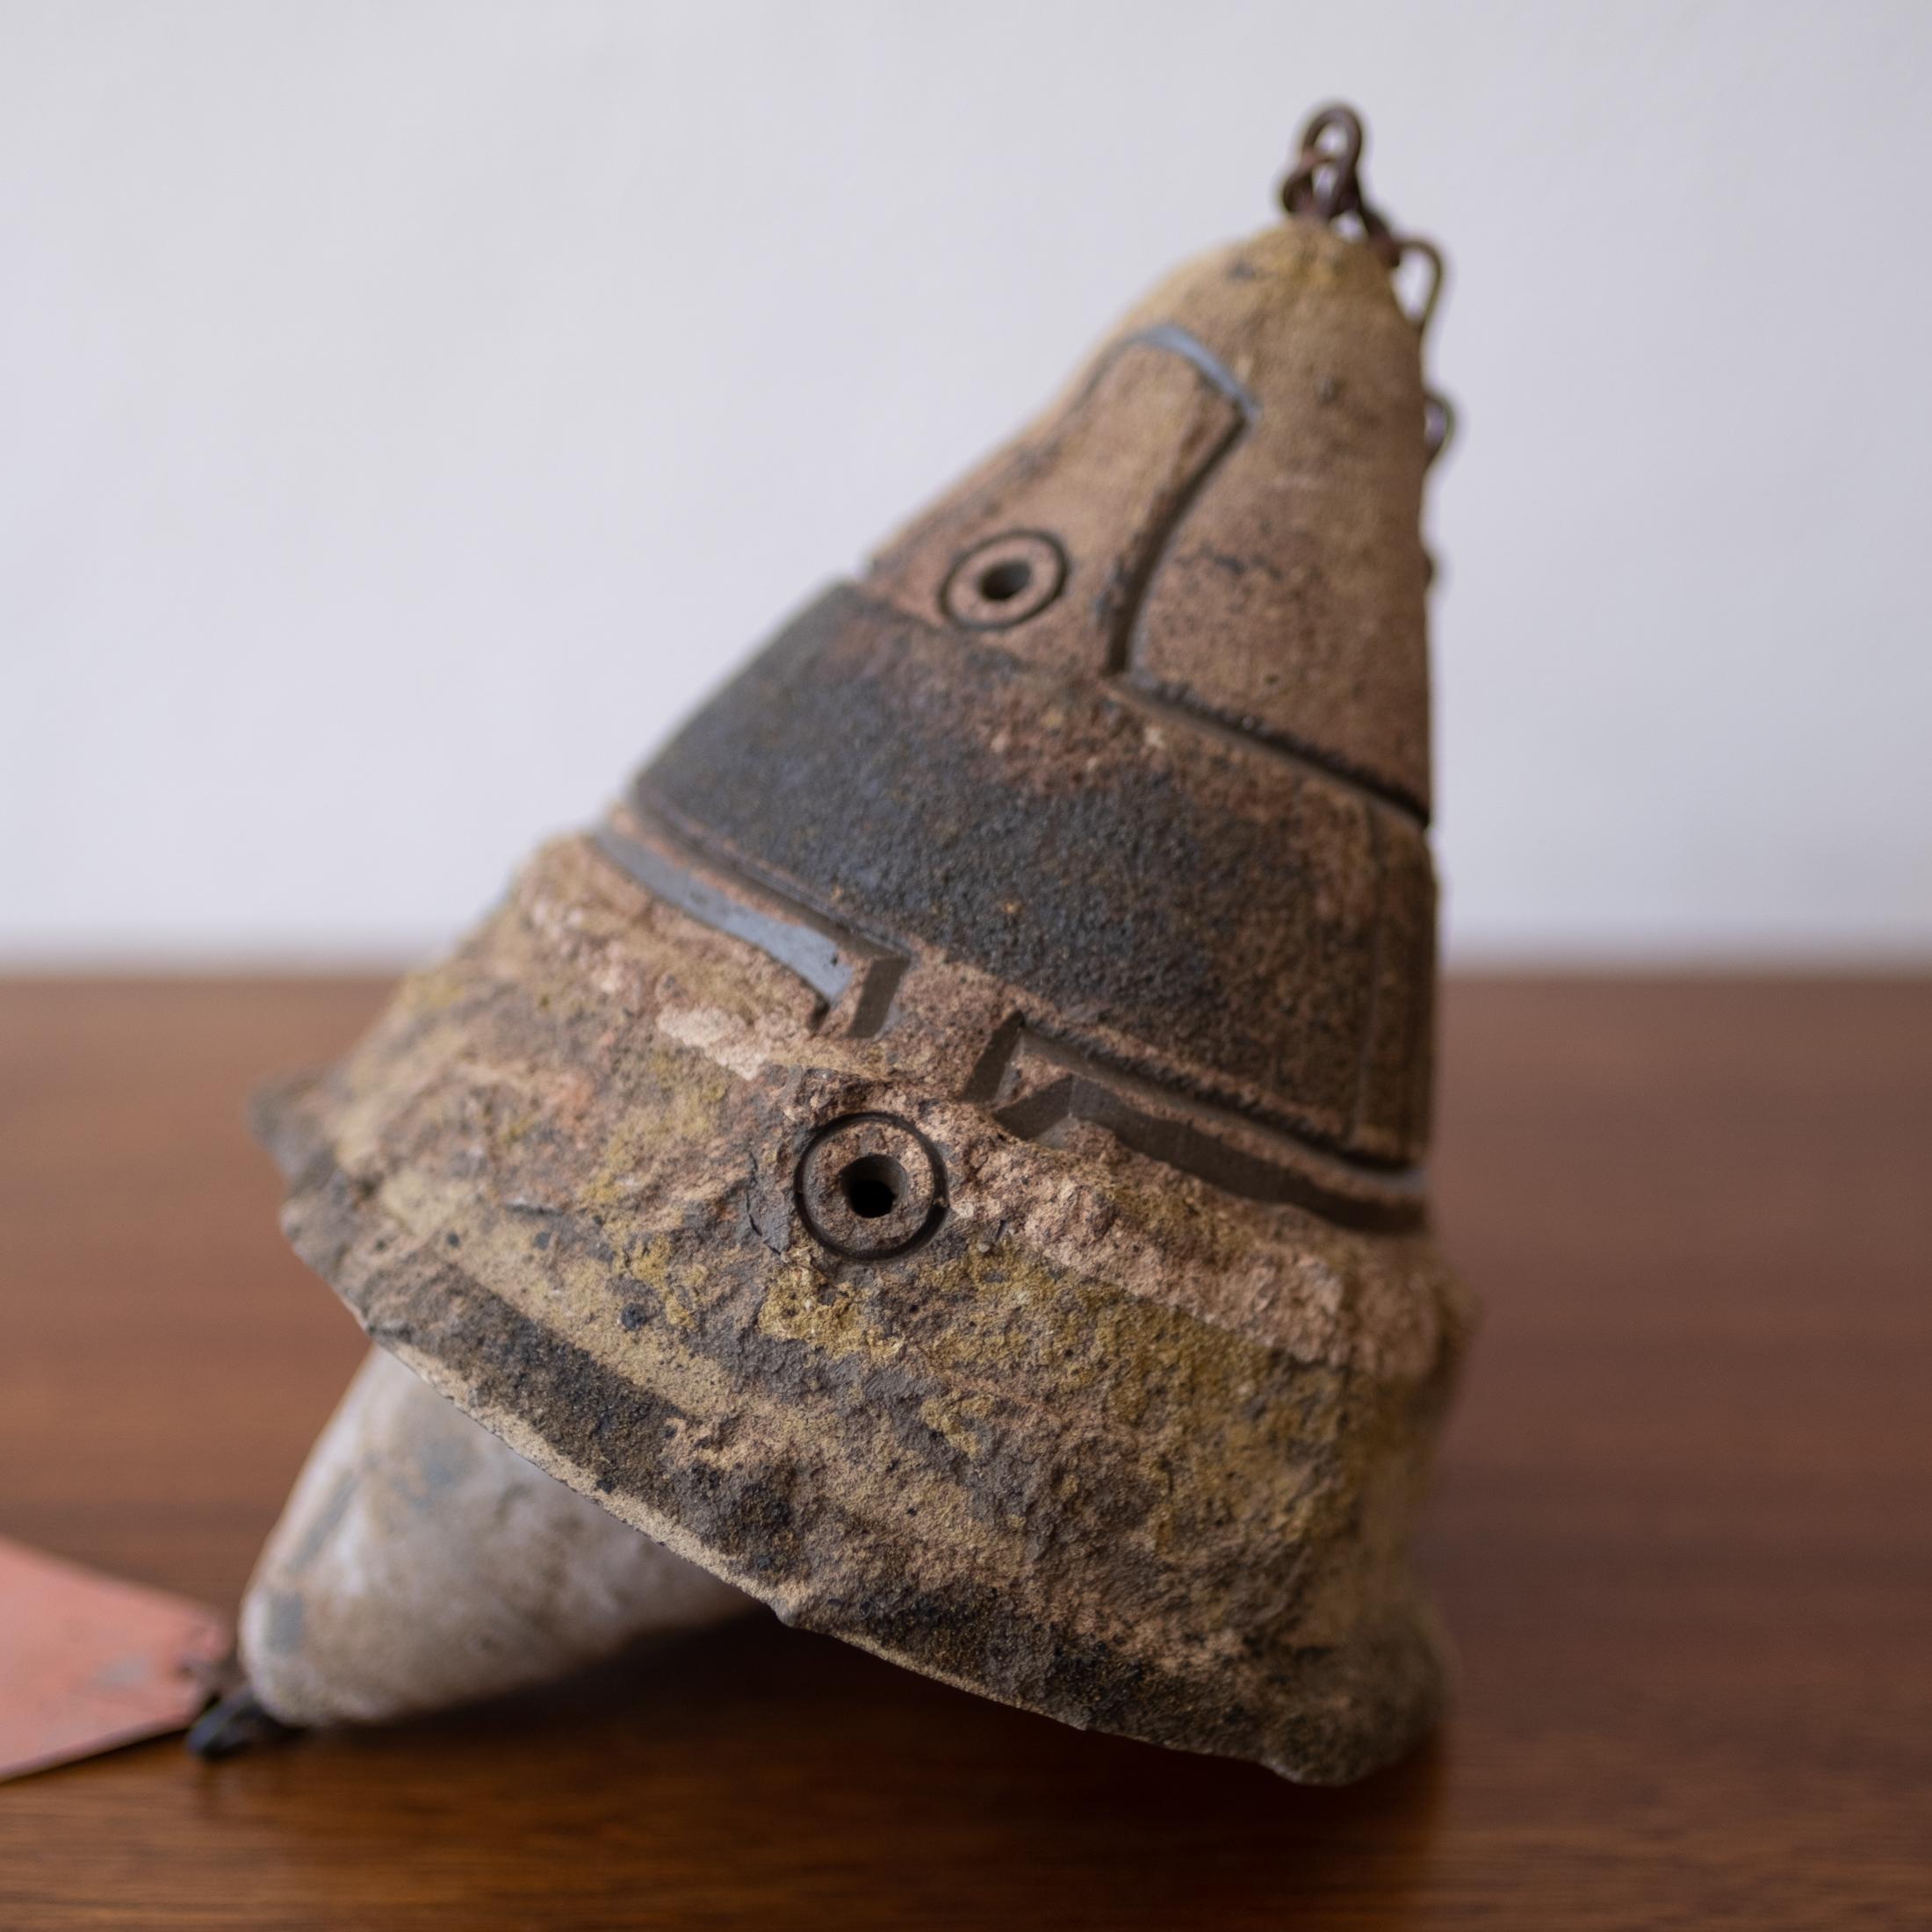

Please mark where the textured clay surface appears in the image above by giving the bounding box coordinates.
[263,211,1472,1784]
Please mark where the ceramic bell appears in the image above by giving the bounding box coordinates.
[210,106,1474,1785]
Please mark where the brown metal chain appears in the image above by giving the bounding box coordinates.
[1280,105,1383,240]
[1280,104,1454,466]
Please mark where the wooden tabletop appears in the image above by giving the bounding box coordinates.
[2,976,1927,1928]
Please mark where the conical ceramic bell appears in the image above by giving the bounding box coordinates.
[225,106,1474,1785]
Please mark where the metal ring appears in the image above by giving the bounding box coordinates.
[1393,235,1445,336]
[1424,389,1456,468]
[1280,103,1366,224]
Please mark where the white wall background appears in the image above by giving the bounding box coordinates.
[4,0,1930,966]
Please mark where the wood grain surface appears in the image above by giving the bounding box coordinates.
[1,977,1927,1929]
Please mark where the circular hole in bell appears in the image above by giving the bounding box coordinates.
[977,558,1033,603]
[941,532,1066,630]
[839,1153,907,1220]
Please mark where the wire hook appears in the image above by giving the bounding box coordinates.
[1279,104,1445,337]
[1278,103,1456,467]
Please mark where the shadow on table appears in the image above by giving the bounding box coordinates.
[187,1614,1444,1928]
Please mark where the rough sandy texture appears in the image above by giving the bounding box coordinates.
[261,211,1471,1784]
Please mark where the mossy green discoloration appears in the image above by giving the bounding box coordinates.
[580,1049,732,1217]
[263,827,1467,1784]
[755,1252,906,1366]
